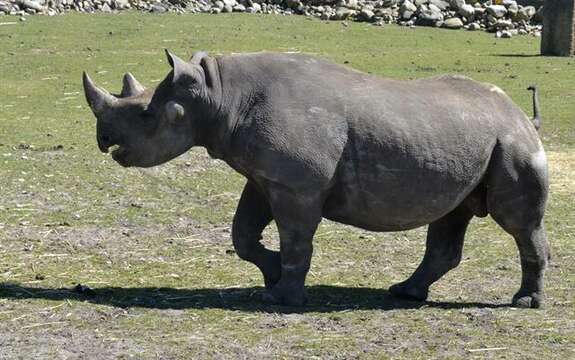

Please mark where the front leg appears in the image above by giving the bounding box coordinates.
[262,189,322,306]
[232,181,281,289]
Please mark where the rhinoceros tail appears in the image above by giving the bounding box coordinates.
[527,85,542,131]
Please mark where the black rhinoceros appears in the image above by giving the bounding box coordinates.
[83,50,549,308]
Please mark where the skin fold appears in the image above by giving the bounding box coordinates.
[83,50,549,308]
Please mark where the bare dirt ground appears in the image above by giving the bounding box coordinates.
[1,150,574,359]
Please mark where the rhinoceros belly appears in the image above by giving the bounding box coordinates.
[322,123,496,231]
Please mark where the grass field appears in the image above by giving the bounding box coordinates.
[0,13,574,359]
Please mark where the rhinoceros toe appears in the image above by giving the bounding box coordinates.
[262,285,308,307]
[389,281,429,302]
[512,292,544,309]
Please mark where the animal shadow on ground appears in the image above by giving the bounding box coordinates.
[0,283,509,313]
[491,53,541,58]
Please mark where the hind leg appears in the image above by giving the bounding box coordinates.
[487,144,550,309]
[488,182,549,308]
[390,206,474,301]
[510,224,549,308]
[489,210,549,308]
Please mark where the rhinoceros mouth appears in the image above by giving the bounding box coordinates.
[110,145,130,167]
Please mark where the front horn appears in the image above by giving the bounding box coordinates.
[120,72,145,98]
[82,72,117,115]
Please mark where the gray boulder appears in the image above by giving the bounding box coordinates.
[443,17,464,29]
[19,0,43,11]
[428,3,441,13]
[285,0,300,9]
[332,6,355,19]
[150,4,167,12]
[493,19,514,30]
[400,0,416,20]
[359,7,375,21]
[0,1,12,12]
[113,0,130,9]
[449,0,465,10]
[502,0,517,7]
[382,0,399,7]
[417,7,444,26]
[487,4,507,18]
[507,3,518,17]
[458,4,474,18]
[344,0,358,8]
[486,14,498,27]
[515,5,536,21]
[429,0,449,10]
[467,22,481,31]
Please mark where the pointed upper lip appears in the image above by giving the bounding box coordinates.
[110,145,123,158]
[111,145,130,167]
[97,138,123,156]
[97,136,119,153]
[98,142,112,153]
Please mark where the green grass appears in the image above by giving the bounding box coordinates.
[1,13,574,359]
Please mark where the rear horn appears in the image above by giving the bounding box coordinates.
[120,72,145,98]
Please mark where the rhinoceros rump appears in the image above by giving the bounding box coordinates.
[83,51,549,308]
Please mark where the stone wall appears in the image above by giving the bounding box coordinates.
[0,0,544,38]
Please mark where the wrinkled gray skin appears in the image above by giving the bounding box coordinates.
[83,50,549,308]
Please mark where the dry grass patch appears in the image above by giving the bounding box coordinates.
[548,151,575,195]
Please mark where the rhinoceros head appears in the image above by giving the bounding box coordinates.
[83,50,214,168]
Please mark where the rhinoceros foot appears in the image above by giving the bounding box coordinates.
[389,281,429,302]
[263,275,280,290]
[262,283,308,307]
[512,291,544,309]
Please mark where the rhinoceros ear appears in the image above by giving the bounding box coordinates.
[120,72,145,98]
[165,49,179,68]
[165,49,193,84]
[198,55,217,89]
[190,51,208,65]
[82,72,117,115]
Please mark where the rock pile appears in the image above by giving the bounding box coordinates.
[396,0,543,37]
[0,0,543,37]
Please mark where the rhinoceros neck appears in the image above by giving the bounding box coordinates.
[190,56,231,160]
[197,56,259,161]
